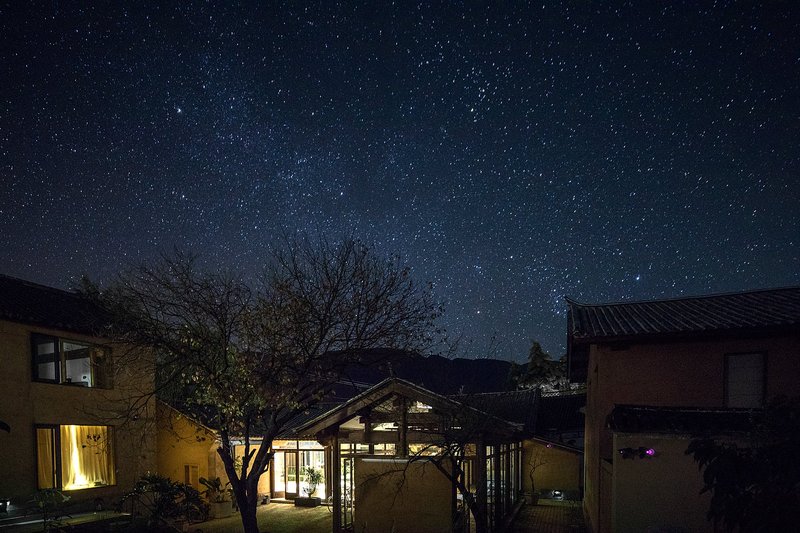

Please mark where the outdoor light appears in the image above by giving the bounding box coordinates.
[0,499,9,513]
[618,446,657,459]
[553,490,564,500]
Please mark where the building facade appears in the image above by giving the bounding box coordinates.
[567,287,800,532]
[0,275,156,516]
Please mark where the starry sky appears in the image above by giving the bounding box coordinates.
[1,2,798,361]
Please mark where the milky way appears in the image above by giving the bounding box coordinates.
[1,2,798,360]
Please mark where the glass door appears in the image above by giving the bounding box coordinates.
[285,451,298,498]
[272,451,286,497]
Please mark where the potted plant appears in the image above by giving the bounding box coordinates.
[294,467,323,507]
[199,477,233,519]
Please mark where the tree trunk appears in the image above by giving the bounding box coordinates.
[238,494,259,533]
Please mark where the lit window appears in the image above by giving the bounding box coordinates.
[725,352,765,408]
[36,425,116,490]
[32,334,112,388]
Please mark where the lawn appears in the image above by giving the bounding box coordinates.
[195,502,332,533]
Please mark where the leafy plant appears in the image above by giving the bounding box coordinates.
[686,396,800,532]
[199,476,231,503]
[31,489,71,532]
[301,467,323,497]
[119,473,207,529]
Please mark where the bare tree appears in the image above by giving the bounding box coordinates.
[91,239,439,533]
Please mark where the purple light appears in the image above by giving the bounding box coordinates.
[645,448,656,456]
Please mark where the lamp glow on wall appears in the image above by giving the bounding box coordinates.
[618,447,657,459]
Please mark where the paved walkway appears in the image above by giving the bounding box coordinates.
[510,500,587,533]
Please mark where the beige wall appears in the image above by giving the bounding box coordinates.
[522,440,581,495]
[0,320,156,511]
[582,332,800,532]
[232,444,270,496]
[156,405,272,497]
[156,402,218,489]
[612,434,712,532]
[354,457,453,533]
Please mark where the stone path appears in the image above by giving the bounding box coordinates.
[510,500,587,533]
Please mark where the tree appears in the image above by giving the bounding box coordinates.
[511,341,568,391]
[92,238,439,533]
[686,396,800,532]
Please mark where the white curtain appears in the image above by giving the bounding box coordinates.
[36,427,55,488]
[60,425,116,490]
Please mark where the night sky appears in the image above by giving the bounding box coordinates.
[2,2,798,361]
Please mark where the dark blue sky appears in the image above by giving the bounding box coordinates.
[2,2,798,360]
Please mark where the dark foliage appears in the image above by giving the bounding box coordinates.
[686,396,800,532]
[119,473,207,530]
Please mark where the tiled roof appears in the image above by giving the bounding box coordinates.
[608,404,757,435]
[567,286,800,343]
[536,391,586,436]
[0,274,108,336]
[455,389,539,434]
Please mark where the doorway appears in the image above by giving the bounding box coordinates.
[271,450,298,498]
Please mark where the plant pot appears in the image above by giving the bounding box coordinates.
[209,500,233,519]
[294,497,321,508]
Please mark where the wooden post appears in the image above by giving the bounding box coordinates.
[398,397,408,457]
[332,432,342,532]
[475,436,488,533]
[363,413,374,454]
[494,445,502,530]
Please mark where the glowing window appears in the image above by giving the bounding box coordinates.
[36,425,116,490]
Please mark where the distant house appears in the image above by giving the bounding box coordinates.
[0,275,156,516]
[566,287,800,532]
[157,357,573,533]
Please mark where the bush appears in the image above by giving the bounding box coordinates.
[119,473,207,530]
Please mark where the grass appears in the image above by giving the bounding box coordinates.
[192,502,332,533]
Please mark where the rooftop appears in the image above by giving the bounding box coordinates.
[0,274,108,336]
[567,286,800,344]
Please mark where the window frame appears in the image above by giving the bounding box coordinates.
[34,423,117,491]
[724,351,767,408]
[31,333,112,389]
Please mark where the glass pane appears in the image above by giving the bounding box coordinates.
[273,452,286,493]
[63,341,92,386]
[33,336,59,382]
[286,452,297,494]
[60,425,116,490]
[299,450,325,497]
[36,428,56,489]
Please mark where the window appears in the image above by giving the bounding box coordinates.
[184,465,199,489]
[36,425,116,490]
[32,334,111,388]
[725,352,765,408]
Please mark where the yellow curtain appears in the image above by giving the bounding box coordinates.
[36,428,55,489]
[60,425,116,490]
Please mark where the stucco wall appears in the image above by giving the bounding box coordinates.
[156,402,218,489]
[354,457,452,533]
[582,333,800,532]
[0,319,156,511]
[522,440,581,496]
[612,434,712,532]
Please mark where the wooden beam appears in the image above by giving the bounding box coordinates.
[398,397,408,457]
[332,432,342,532]
[475,436,488,533]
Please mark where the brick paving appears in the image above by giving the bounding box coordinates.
[510,500,587,533]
